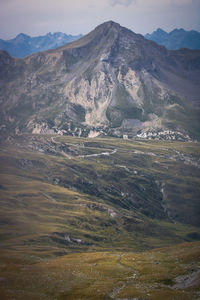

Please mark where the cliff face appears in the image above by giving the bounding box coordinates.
[0,21,200,139]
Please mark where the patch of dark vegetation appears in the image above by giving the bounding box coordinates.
[53,251,68,256]
[159,278,175,286]
[83,233,105,242]
[19,158,46,170]
[0,184,6,190]
[0,233,14,241]
[186,232,200,241]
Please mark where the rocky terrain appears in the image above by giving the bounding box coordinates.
[0,21,200,140]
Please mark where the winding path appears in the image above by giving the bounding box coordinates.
[51,136,117,158]
[79,148,117,158]
[109,254,139,299]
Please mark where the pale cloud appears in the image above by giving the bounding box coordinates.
[170,0,194,5]
[109,0,136,6]
[0,0,199,39]
[138,0,195,8]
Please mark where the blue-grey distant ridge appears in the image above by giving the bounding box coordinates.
[145,28,200,50]
[0,32,82,58]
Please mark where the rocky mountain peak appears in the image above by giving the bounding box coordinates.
[67,20,138,49]
[0,22,200,140]
[94,20,121,32]
[62,20,145,69]
[16,33,30,40]
[93,20,141,42]
[156,28,166,34]
[170,28,185,34]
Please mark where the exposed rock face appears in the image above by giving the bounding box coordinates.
[64,67,114,127]
[0,21,200,139]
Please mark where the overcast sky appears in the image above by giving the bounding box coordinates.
[0,0,200,39]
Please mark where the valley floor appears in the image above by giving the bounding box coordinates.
[0,242,200,299]
[0,134,199,299]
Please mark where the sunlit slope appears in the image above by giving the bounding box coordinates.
[0,135,199,257]
[0,242,199,299]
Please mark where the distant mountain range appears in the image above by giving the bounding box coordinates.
[145,28,200,50]
[1,28,200,58]
[0,32,82,58]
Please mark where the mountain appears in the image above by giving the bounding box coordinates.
[0,21,200,140]
[0,32,82,58]
[145,28,200,50]
[0,21,200,299]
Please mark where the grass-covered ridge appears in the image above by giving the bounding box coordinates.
[0,135,199,256]
[0,134,199,298]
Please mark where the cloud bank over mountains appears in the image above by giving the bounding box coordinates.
[109,0,136,6]
[0,0,199,39]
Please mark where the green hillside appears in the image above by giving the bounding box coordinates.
[0,134,200,298]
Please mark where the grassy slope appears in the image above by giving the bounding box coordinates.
[0,242,199,299]
[0,134,199,298]
[0,135,199,254]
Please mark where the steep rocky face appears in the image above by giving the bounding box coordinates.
[0,21,200,139]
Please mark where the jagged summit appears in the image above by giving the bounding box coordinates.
[60,20,122,50]
[91,20,140,40]
[16,33,30,39]
[61,20,140,50]
[94,20,121,31]
[59,20,149,73]
[156,28,166,33]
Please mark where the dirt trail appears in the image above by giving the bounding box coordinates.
[109,254,139,299]
[79,148,117,158]
[51,136,117,158]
